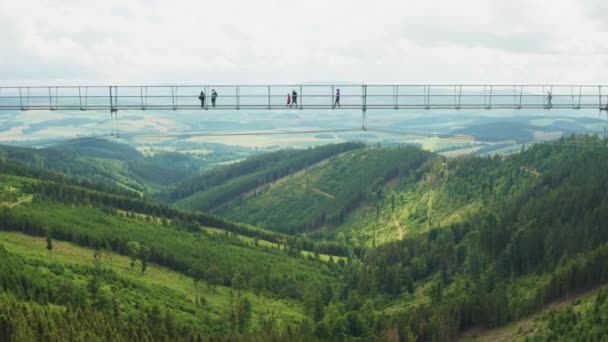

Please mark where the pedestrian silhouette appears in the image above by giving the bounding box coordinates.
[334,88,341,108]
[292,89,298,107]
[211,89,218,108]
[546,91,552,109]
[286,93,292,107]
[198,90,205,108]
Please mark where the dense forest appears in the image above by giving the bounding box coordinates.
[1,135,607,340]
[338,136,608,340]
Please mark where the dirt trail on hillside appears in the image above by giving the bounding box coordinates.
[310,187,335,199]
[0,195,33,208]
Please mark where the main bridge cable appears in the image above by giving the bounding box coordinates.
[116,128,362,139]
[2,129,361,148]
[113,127,608,149]
[3,127,607,149]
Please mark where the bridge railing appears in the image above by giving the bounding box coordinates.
[0,84,607,111]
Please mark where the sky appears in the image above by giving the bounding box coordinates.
[1,0,608,85]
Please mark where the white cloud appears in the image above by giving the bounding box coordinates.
[1,0,607,85]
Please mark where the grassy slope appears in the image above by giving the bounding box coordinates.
[7,198,337,288]
[200,225,346,263]
[0,170,345,262]
[216,146,432,233]
[0,231,305,327]
[337,157,481,247]
[0,167,342,303]
[337,150,540,248]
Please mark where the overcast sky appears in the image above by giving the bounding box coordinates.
[1,0,607,85]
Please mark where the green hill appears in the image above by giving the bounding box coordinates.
[163,142,366,211]
[0,231,305,340]
[334,148,531,248]
[0,139,204,193]
[216,146,433,234]
[0,139,259,194]
[0,162,342,289]
[2,136,608,340]
[0,158,346,339]
[337,136,608,340]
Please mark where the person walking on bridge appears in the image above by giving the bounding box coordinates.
[545,91,553,109]
[198,90,206,108]
[334,88,341,108]
[292,89,298,107]
[286,93,292,107]
[211,89,218,108]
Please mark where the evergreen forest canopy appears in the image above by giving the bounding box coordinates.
[1,135,608,340]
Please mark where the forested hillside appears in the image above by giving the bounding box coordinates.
[2,135,608,340]
[333,144,536,247]
[334,136,608,340]
[460,284,608,340]
[0,159,349,340]
[0,139,254,193]
[163,142,366,212]
[0,238,288,341]
[217,146,433,233]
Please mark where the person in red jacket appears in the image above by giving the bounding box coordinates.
[286,93,292,107]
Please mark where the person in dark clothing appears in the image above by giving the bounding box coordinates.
[198,90,205,108]
[286,93,292,107]
[211,89,218,108]
[334,88,341,108]
[292,89,298,106]
[546,91,552,109]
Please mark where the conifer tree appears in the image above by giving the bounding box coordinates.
[46,234,53,259]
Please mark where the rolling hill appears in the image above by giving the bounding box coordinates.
[2,135,608,340]
[160,142,367,211]
[215,146,433,233]
[0,157,347,339]
[0,138,260,194]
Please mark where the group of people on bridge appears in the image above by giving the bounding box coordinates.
[195,88,598,111]
[198,89,218,108]
[197,88,341,109]
[286,89,298,107]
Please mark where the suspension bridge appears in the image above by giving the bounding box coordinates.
[3,84,608,110]
[1,84,608,147]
